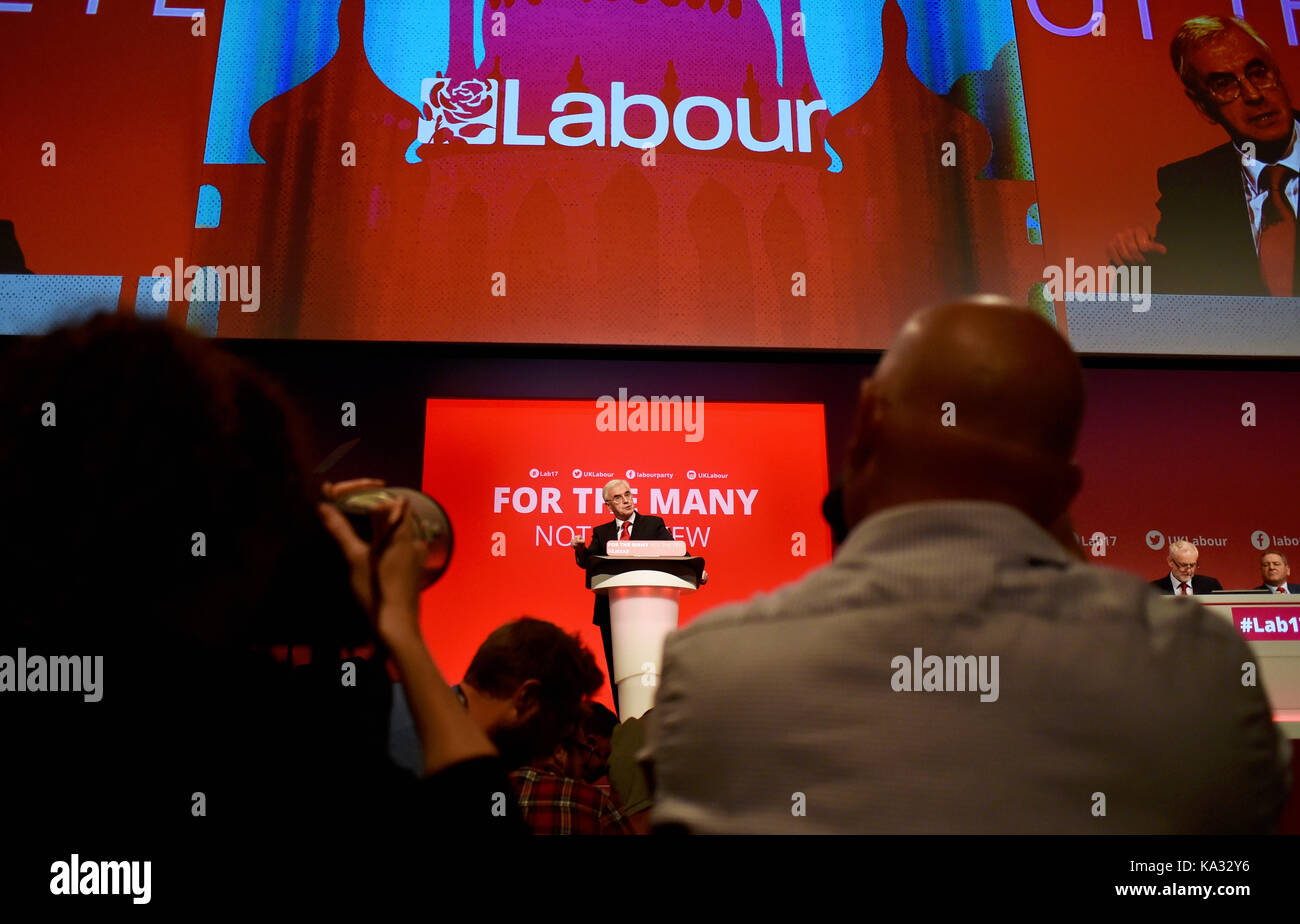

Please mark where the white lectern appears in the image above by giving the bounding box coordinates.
[587,541,705,720]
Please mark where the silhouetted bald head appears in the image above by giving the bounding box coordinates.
[875,299,1084,456]
[841,298,1085,530]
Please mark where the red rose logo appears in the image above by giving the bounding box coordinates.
[417,76,498,151]
[438,79,494,122]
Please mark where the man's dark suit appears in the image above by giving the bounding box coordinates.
[1255,583,1300,594]
[1150,141,1300,295]
[1149,574,1225,595]
[574,513,672,710]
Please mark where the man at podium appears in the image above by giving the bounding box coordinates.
[570,478,684,709]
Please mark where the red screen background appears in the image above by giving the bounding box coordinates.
[418,398,832,708]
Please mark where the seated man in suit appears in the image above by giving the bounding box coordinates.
[1257,549,1300,593]
[1150,540,1224,595]
[1106,16,1300,296]
[570,478,704,711]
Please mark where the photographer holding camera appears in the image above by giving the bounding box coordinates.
[0,317,524,900]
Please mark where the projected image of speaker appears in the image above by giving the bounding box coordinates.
[333,487,454,588]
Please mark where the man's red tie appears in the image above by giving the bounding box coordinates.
[1279,585,1290,594]
[1179,582,1190,595]
[620,522,630,540]
[1259,163,1297,296]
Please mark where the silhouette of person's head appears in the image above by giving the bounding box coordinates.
[0,219,32,273]
[838,297,1084,535]
[460,617,604,769]
[0,315,382,835]
[574,701,618,783]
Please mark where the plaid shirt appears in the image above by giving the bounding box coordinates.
[508,764,632,835]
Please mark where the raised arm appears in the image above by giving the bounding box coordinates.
[318,492,496,776]
[572,531,591,567]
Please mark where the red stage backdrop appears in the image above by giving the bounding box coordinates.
[1069,367,1300,589]
[418,397,832,707]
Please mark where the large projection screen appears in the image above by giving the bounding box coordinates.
[2,1,1299,355]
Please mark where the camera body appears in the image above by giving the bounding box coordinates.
[333,487,454,588]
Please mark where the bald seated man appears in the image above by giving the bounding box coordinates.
[645,298,1288,834]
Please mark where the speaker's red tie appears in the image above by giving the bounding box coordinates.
[1258,163,1297,296]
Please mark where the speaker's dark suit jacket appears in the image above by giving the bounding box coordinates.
[574,514,673,630]
[1150,141,1300,295]
[1255,583,1300,594]
[1149,574,1225,595]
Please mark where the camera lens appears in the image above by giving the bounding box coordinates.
[333,487,454,588]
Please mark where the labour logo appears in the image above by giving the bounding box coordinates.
[419,76,498,145]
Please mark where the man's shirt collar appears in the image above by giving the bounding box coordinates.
[1237,119,1300,196]
[838,501,1073,601]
